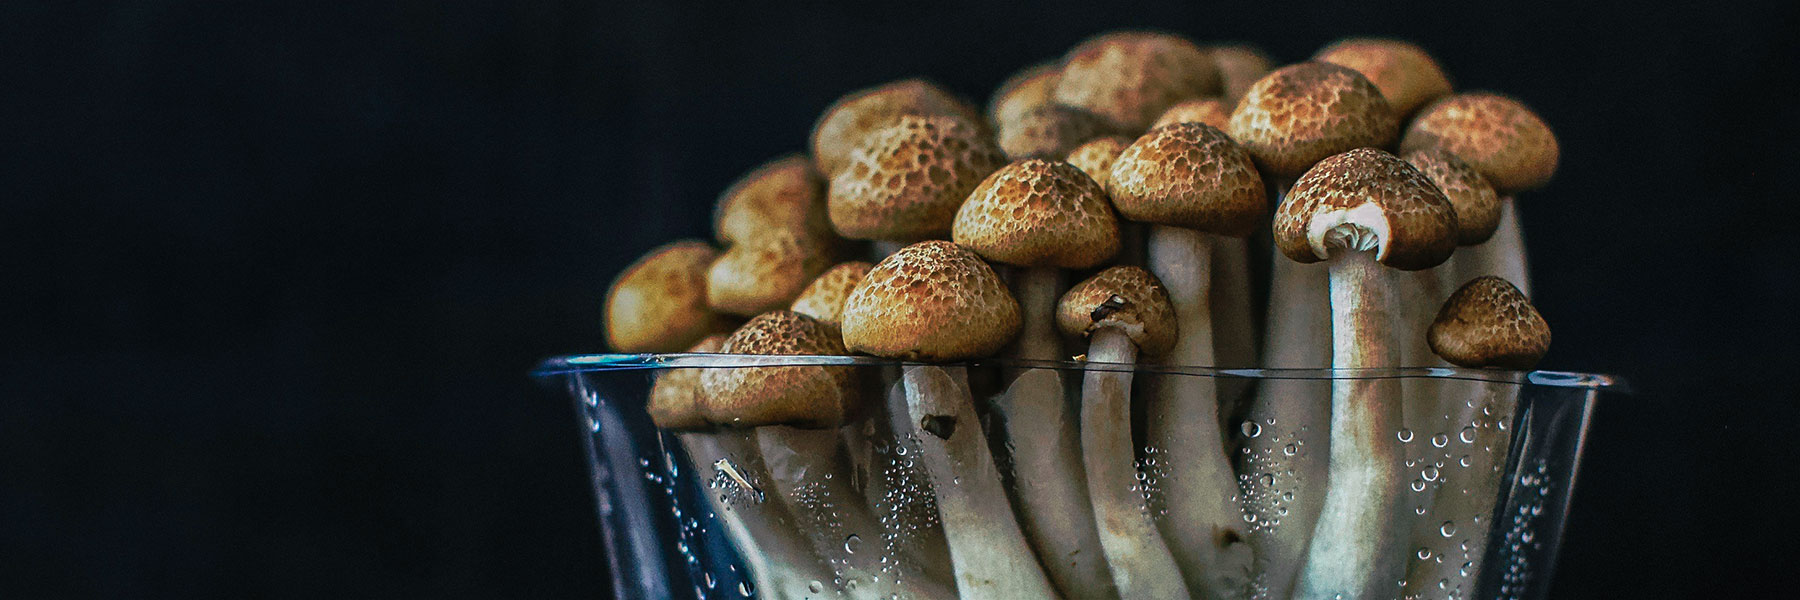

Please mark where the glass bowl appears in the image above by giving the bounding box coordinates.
[533,354,1622,600]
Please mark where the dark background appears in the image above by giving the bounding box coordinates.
[5,1,1796,597]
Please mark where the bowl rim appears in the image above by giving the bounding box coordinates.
[531,353,1626,391]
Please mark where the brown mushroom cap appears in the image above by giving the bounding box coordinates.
[698,311,858,429]
[1427,276,1550,369]
[647,334,728,431]
[706,230,835,317]
[1106,122,1269,237]
[988,62,1061,128]
[1206,44,1275,104]
[1056,266,1178,356]
[841,240,1022,361]
[1151,97,1233,131]
[1400,92,1560,193]
[1053,31,1221,132]
[1403,148,1501,246]
[1314,38,1453,116]
[811,79,984,177]
[604,240,736,352]
[1227,62,1399,179]
[1273,148,1457,271]
[952,159,1122,268]
[713,155,832,245]
[1064,136,1133,189]
[827,114,1006,242]
[789,261,874,329]
[997,104,1116,160]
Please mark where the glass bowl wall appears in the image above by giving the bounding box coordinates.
[534,354,1620,600]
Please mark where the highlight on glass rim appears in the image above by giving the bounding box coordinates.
[555,31,1626,600]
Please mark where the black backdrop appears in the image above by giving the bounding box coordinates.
[5,1,1797,598]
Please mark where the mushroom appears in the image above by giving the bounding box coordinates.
[841,241,1057,599]
[1065,136,1133,188]
[603,240,735,352]
[1404,275,1549,599]
[1401,92,1561,295]
[988,61,1061,130]
[1314,38,1453,117]
[1225,63,1398,599]
[1273,148,1457,600]
[701,311,955,599]
[811,79,984,178]
[649,334,837,599]
[997,104,1117,160]
[712,154,832,245]
[1105,122,1265,597]
[706,230,836,317]
[1151,97,1232,131]
[1056,266,1192,598]
[827,114,1006,247]
[1053,31,1220,133]
[1204,44,1274,105]
[951,159,1122,599]
[789,261,874,330]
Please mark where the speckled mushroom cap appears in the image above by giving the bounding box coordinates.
[699,311,858,429]
[706,230,835,317]
[840,240,1022,361]
[647,334,728,431]
[997,104,1116,160]
[604,240,736,352]
[713,155,831,245]
[1056,266,1178,356]
[952,159,1122,268]
[811,78,984,177]
[1105,122,1268,237]
[789,261,873,329]
[1205,44,1274,104]
[1314,38,1453,116]
[827,114,1005,242]
[988,62,1060,128]
[1428,276,1550,369]
[1053,31,1220,132]
[1400,92,1560,193]
[1404,148,1501,246]
[1227,62,1399,179]
[1064,136,1133,189]
[1151,97,1233,131]
[1274,148,1458,271]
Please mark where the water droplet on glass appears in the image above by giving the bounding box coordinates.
[1441,521,1458,537]
[1459,455,1473,468]
[1431,433,1450,448]
[1283,443,1298,456]
[1459,426,1477,443]
[738,581,755,597]
[1241,422,1262,438]
[1418,547,1433,560]
[809,581,824,593]
[844,534,862,554]
[1398,428,1415,443]
[1422,466,1440,482]
[1411,479,1427,492]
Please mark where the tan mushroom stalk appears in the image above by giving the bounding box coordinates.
[1401,92,1561,296]
[952,159,1122,599]
[1057,266,1191,599]
[1315,38,1453,118]
[1053,31,1220,133]
[603,240,736,353]
[650,334,835,599]
[841,241,1056,599]
[1106,122,1266,598]
[1405,275,1550,598]
[1274,148,1457,600]
[1225,63,1398,600]
[702,311,954,599]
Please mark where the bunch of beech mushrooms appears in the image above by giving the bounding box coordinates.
[605,32,1557,600]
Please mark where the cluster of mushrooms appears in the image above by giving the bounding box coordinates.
[604,32,1557,600]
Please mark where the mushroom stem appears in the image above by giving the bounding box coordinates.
[759,426,956,599]
[1294,250,1409,600]
[679,430,836,599]
[1403,379,1519,598]
[994,367,1118,599]
[1454,198,1530,295]
[1082,327,1194,599]
[1240,185,1330,600]
[903,364,1061,599]
[1144,225,1255,598]
[1210,234,1259,433]
[1010,267,1067,363]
